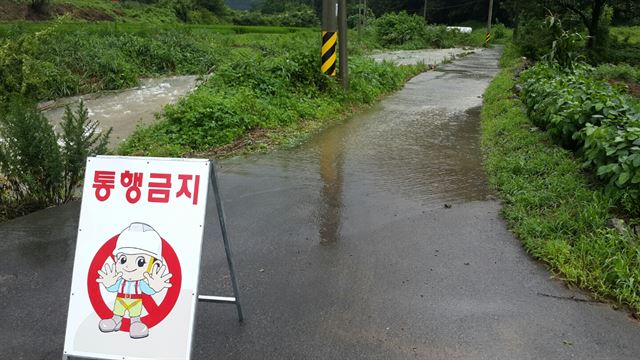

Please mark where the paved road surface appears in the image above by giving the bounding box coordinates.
[2,48,640,359]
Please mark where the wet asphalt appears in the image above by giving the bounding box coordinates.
[3,48,640,359]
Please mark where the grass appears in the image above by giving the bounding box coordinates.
[481,44,640,314]
[611,26,640,44]
[0,21,309,36]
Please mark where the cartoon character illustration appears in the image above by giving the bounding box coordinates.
[96,222,173,339]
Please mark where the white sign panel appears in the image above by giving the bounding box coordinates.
[63,156,210,360]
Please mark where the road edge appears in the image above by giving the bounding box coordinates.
[480,44,640,317]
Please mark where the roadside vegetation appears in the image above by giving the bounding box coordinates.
[482,0,640,313]
[118,33,425,156]
[482,45,640,314]
[0,101,109,220]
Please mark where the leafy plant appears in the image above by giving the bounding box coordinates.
[542,15,584,70]
[373,11,427,48]
[591,63,640,82]
[520,61,640,212]
[0,100,110,217]
[483,48,640,313]
[0,98,63,208]
[59,101,112,202]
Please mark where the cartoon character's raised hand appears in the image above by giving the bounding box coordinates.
[143,264,173,293]
[96,263,122,288]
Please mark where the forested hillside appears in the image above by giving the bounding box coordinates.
[225,0,253,10]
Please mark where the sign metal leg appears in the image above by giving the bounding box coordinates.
[198,163,244,322]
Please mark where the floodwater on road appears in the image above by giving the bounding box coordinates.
[370,47,475,66]
[3,47,640,360]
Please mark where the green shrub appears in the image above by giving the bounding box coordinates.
[603,39,640,66]
[59,101,112,202]
[591,63,640,82]
[373,11,427,48]
[492,23,507,40]
[520,62,640,212]
[0,100,110,217]
[0,99,62,208]
[514,17,555,60]
[230,7,318,28]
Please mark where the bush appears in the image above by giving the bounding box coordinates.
[603,39,640,66]
[520,62,640,212]
[0,100,110,217]
[371,11,477,49]
[513,17,556,60]
[492,23,507,40]
[592,63,640,82]
[373,11,427,48]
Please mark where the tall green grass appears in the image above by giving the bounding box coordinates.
[0,22,314,103]
[611,26,640,45]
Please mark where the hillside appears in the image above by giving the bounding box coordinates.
[1,0,188,22]
[225,0,254,10]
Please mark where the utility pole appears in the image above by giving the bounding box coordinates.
[338,0,348,90]
[486,0,494,47]
[487,0,494,32]
[423,0,427,21]
[357,0,362,34]
[321,0,338,77]
[363,0,367,27]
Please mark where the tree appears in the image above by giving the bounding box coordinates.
[555,0,609,49]
[30,0,49,13]
[503,0,612,50]
[196,0,226,15]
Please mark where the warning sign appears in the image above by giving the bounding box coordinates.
[63,156,210,360]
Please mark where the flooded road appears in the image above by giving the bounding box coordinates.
[370,47,474,66]
[3,48,640,359]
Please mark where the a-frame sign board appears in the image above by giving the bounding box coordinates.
[62,156,242,360]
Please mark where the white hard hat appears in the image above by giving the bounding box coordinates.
[113,222,162,260]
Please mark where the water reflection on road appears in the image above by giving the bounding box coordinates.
[318,123,345,245]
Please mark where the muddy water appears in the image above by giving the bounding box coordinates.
[220,48,501,244]
[370,48,476,66]
[42,75,201,149]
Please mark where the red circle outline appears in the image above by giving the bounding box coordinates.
[87,234,182,332]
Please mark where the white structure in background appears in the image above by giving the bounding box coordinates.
[447,26,473,33]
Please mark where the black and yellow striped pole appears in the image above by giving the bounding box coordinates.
[322,0,338,77]
[485,32,491,47]
[322,31,338,76]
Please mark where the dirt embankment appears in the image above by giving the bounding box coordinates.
[0,2,113,21]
